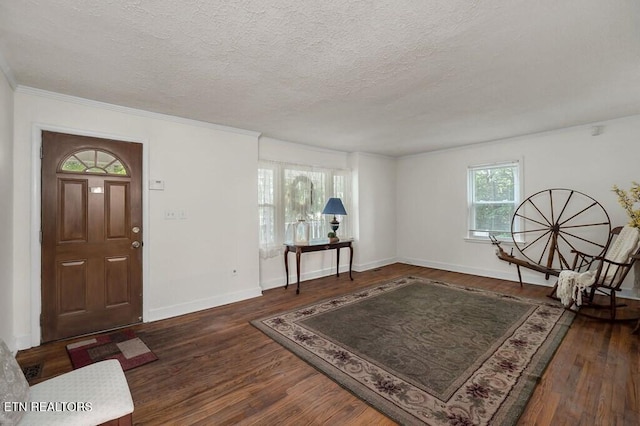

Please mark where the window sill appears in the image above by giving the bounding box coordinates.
[464,237,523,246]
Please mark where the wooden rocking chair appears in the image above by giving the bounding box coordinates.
[549,225,640,322]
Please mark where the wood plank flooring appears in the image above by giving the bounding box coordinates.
[16,264,640,425]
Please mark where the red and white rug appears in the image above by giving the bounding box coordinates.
[66,329,157,371]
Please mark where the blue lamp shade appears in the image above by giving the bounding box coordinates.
[322,198,347,216]
[322,198,347,234]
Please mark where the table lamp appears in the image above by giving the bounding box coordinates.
[322,198,347,233]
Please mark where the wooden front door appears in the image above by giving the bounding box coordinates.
[41,131,143,342]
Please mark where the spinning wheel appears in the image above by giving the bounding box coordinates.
[510,189,611,274]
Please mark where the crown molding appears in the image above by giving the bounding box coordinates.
[350,151,395,160]
[15,85,262,138]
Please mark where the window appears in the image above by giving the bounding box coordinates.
[60,149,128,175]
[468,161,520,240]
[258,161,352,258]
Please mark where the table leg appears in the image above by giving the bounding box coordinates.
[284,246,290,289]
[296,248,301,295]
[349,244,354,280]
[336,247,340,277]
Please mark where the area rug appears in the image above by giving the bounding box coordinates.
[251,276,574,425]
[66,329,157,371]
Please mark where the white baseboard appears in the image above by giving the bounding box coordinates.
[146,287,263,322]
[398,257,640,300]
[15,334,32,351]
[259,257,398,291]
[617,289,640,301]
[260,258,384,290]
[260,265,350,291]
[397,257,556,288]
[16,288,263,350]
[354,257,398,272]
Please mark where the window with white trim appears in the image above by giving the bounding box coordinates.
[258,160,352,258]
[468,161,520,240]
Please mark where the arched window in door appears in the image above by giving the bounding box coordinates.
[59,149,129,176]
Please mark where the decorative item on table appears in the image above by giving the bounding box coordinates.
[294,219,310,245]
[322,197,347,241]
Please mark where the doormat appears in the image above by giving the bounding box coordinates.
[66,329,158,371]
[21,362,43,382]
[252,276,574,425]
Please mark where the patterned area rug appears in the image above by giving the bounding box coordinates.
[66,329,157,371]
[252,276,574,425]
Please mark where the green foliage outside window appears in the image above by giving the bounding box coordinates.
[473,167,515,203]
[473,204,515,236]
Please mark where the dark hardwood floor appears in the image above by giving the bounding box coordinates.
[16,264,640,425]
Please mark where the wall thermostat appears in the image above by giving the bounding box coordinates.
[149,179,165,190]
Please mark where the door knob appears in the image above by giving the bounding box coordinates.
[131,241,142,249]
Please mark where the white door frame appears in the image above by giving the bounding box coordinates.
[29,123,150,347]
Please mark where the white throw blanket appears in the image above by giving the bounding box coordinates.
[556,270,596,307]
[604,225,640,263]
[603,225,640,282]
[556,226,639,307]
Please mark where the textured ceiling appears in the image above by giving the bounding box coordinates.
[1,0,639,156]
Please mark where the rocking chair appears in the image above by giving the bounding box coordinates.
[549,225,640,321]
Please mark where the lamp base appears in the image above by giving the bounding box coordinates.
[330,216,340,233]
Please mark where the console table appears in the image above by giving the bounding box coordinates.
[284,239,354,294]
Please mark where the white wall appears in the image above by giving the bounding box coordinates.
[397,115,640,290]
[0,68,14,349]
[349,152,397,270]
[12,88,262,349]
[259,137,351,170]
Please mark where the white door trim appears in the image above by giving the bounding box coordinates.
[30,124,150,347]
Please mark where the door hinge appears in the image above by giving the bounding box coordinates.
[39,314,43,326]
[40,145,43,159]
[39,230,42,244]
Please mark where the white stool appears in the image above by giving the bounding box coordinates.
[1,339,134,426]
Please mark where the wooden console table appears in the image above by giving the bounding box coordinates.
[284,239,354,294]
